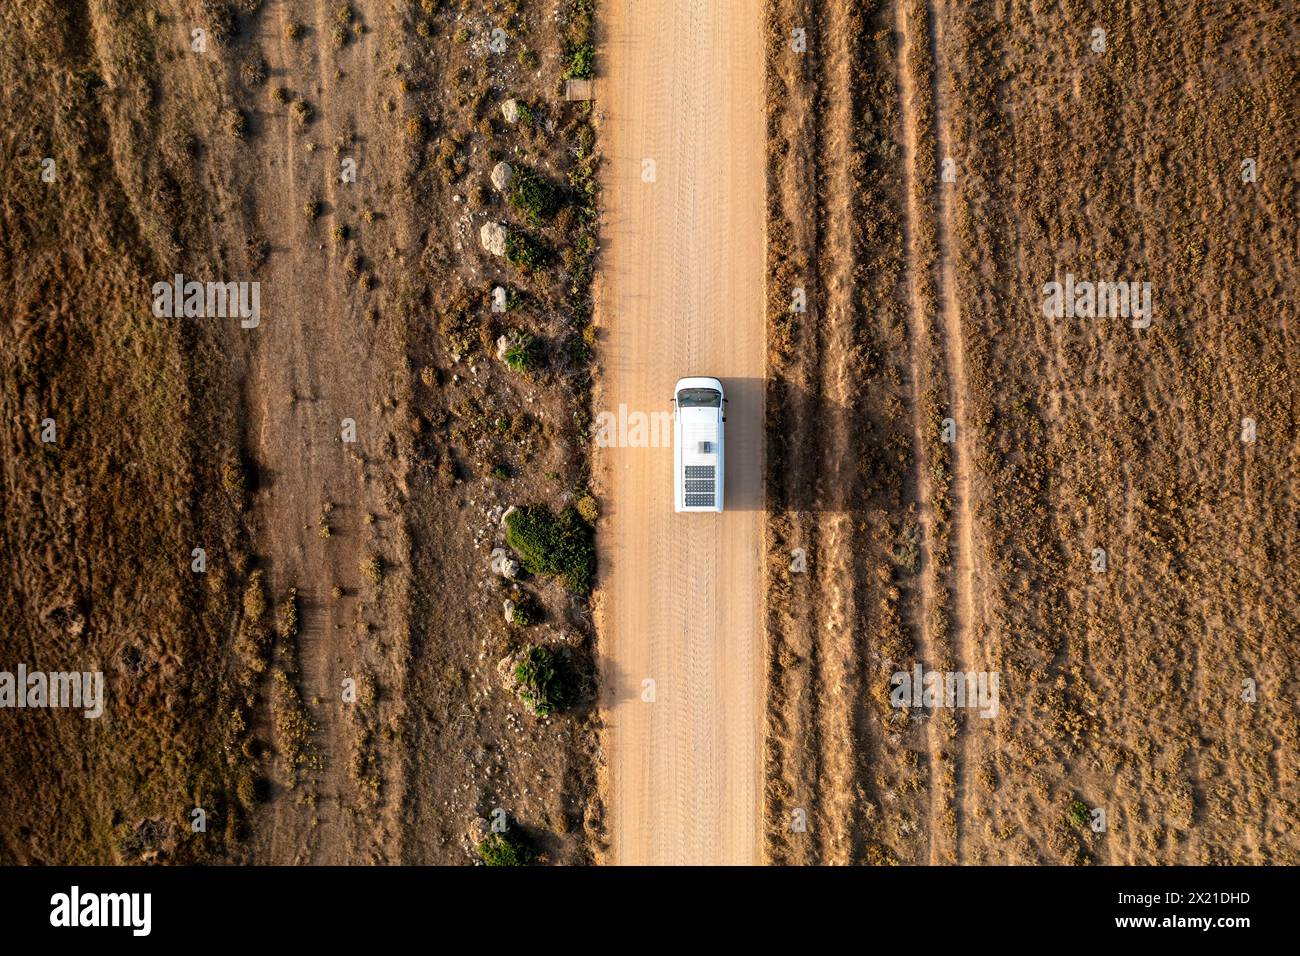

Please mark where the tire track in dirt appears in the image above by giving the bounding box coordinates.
[229,0,407,864]
[927,0,981,864]
[764,0,826,866]
[239,0,344,865]
[808,0,867,866]
[893,0,946,865]
[598,0,765,866]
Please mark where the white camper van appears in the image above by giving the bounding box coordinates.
[673,377,725,513]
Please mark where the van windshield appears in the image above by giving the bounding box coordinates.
[677,387,721,408]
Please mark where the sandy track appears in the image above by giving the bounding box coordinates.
[893,0,985,865]
[927,0,982,864]
[894,0,946,864]
[596,0,766,865]
[805,0,870,866]
[224,0,408,865]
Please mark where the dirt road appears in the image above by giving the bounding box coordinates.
[194,0,411,864]
[595,0,766,865]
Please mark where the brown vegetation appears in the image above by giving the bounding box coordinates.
[0,0,603,865]
[764,0,1298,864]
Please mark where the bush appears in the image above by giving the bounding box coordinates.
[242,570,267,623]
[576,493,599,523]
[240,57,267,86]
[224,109,248,139]
[222,460,246,493]
[502,332,538,373]
[505,504,595,594]
[509,167,560,225]
[507,592,541,627]
[566,42,594,79]
[1066,799,1090,830]
[477,831,526,866]
[514,646,565,715]
[277,587,299,639]
[360,553,382,585]
[236,770,266,809]
[505,230,548,271]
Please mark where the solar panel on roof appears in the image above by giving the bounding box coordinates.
[682,464,716,507]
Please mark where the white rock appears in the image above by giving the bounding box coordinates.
[479,221,506,256]
[490,161,513,192]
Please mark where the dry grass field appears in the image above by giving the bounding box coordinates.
[765,0,1297,864]
[0,0,248,864]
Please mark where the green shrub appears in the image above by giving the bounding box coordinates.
[507,594,541,627]
[509,167,560,225]
[502,332,538,373]
[565,42,594,79]
[514,646,565,715]
[505,504,595,594]
[504,229,548,271]
[477,831,526,865]
[1066,799,1090,830]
